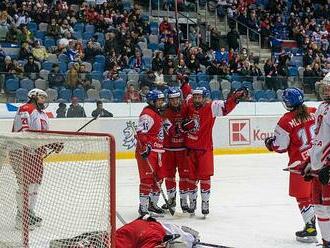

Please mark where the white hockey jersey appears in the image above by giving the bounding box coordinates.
[12,103,49,132]
[309,102,330,170]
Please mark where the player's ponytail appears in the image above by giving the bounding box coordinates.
[295,104,310,123]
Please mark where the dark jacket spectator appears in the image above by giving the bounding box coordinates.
[164,37,177,55]
[66,97,86,118]
[152,52,163,71]
[48,64,65,88]
[24,56,40,75]
[19,42,32,60]
[91,101,113,117]
[56,103,67,118]
[47,18,61,38]
[140,70,156,89]
[227,28,240,50]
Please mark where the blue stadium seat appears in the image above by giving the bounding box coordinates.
[99,89,113,102]
[44,38,56,49]
[102,80,114,90]
[59,62,68,73]
[94,55,106,64]
[73,88,86,101]
[231,74,242,82]
[149,22,159,35]
[211,90,223,100]
[198,80,210,89]
[35,31,45,40]
[16,88,29,102]
[73,31,82,40]
[42,61,53,71]
[288,66,298,77]
[118,72,128,82]
[82,32,94,40]
[123,1,131,11]
[58,54,69,63]
[254,90,265,101]
[114,79,126,90]
[74,23,85,33]
[85,24,95,34]
[112,89,125,102]
[231,81,242,90]
[20,78,34,91]
[27,22,38,33]
[143,57,152,69]
[58,88,72,102]
[197,72,208,82]
[147,43,158,51]
[93,62,105,72]
[90,71,103,82]
[242,81,253,91]
[264,90,276,100]
[5,78,19,93]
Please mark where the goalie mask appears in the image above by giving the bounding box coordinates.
[319,72,330,101]
[167,87,182,111]
[28,88,48,111]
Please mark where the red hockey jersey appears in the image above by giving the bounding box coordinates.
[136,106,164,152]
[163,104,188,150]
[185,98,237,150]
[272,107,316,165]
[12,103,49,132]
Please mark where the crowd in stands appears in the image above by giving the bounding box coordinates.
[0,0,328,103]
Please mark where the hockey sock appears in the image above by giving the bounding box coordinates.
[297,197,315,224]
[150,192,160,205]
[189,188,197,202]
[315,205,330,242]
[165,177,176,199]
[200,178,211,202]
[139,194,149,212]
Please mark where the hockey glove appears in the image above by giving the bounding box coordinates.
[296,158,313,181]
[181,118,198,132]
[264,136,275,151]
[140,143,152,159]
[319,166,330,185]
[229,86,249,103]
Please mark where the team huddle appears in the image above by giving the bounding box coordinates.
[9,72,330,247]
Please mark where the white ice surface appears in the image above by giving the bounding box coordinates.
[116,153,321,248]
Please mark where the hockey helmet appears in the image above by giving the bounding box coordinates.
[319,72,330,101]
[281,87,304,111]
[146,90,166,112]
[167,87,182,99]
[192,87,210,98]
[28,88,48,110]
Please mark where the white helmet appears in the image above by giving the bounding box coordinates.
[28,88,48,99]
[28,88,48,110]
[319,72,330,101]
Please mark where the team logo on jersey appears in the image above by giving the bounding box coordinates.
[229,119,250,145]
[122,121,137,150]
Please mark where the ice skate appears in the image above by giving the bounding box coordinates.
[148,201,165,215]
[138,204,149,216]
[321,239,330,248]
[201,200,209,217]
[187,198,197,216]
[295,218,317,243]
[180,198,189,213]
[161,197,176,211]
[15,210,42,230]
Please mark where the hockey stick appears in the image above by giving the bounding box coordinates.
[282,161,319,177]
[77,114,100,132]
[194,241,234,248]
[128,121,175,216]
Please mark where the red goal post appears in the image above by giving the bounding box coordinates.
[0,130,116,248]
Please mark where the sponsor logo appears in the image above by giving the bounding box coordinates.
[229,119,250,145]
[122,121,137,150]
[253,129,273,141]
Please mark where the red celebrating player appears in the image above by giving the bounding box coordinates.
[184,86,248,216]
[265,87,317,243]
[161,87,195,213]
[135,90,166,216]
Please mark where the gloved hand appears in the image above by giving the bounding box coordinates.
[319,166,330,185]
[140,143,152,159]
[232,86,249,103]
[294,158,313,181]
[264,136,275,151]
[181,118,198,132]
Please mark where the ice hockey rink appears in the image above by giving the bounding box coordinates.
[117,153,320,248]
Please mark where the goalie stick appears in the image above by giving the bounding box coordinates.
[128,122,175,216]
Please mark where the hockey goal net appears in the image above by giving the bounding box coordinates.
[0,130,116,248]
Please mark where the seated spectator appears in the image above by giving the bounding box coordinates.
[18,25,34,45]
[48,64,65,88]
[14,11,31,27]
[124,84,141,102]
[79,64,93,91]
[152,51,163,72]
[164,67,177,86]
[154,68,166,90]
[249,62,263,77]
[60,19,73,36]
[84,39,102,62]
[65,40,78,62]
[66,62,80,89]
[47,18,61,38]
[91,100,113,118]
[164,37,177,56]
[176,58,189,75]
[187,54,200,73]
[32,40,48,62]
[24,56,40,76]
[139,85,149,102]
[0,56,16,80]
[215,48,229,64]
[129,50,145,70]
[56,102,67,118]
[6,24,20,43]
[140,70,155,89]
[19,42,32,60]
[66,96,86,118]
[303,49,314,67]
[104,32,121,55]
[159,17,172,34]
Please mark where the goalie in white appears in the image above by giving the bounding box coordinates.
[10,89,63,230]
